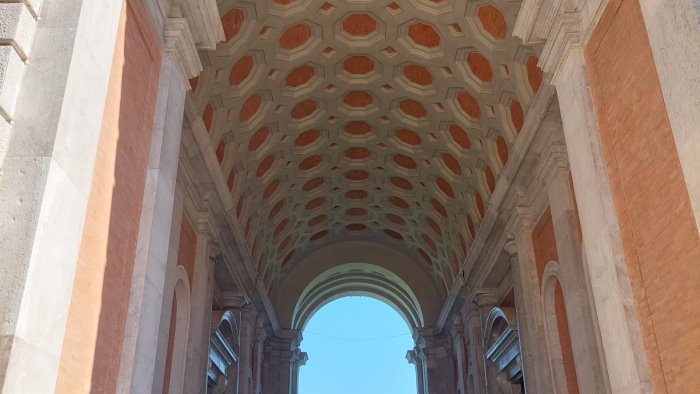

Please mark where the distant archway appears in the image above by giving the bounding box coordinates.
[271,240,444,330]
[298,296,418,394]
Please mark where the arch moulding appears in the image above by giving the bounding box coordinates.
[270,240,444,330]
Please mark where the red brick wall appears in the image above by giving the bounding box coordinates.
[555,281,580,394]
[586,0,700,391]
[532,207,558,284]
[162,294,177,394]
[162,214,197,391]
[56,1,161,392]
[178,215,197,287]
[533,207,580,392]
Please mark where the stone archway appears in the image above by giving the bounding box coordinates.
[166,266,192,394]
[541,260,579,394]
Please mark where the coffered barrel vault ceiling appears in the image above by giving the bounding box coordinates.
[192,0,543,292]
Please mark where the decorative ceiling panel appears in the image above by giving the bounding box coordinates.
[192,0,543,292]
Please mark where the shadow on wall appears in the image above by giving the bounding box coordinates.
[55,1,162,392]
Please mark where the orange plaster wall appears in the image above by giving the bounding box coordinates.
[586,0,700,391]
[55,1,161,392]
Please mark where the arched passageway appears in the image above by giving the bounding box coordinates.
[298,296,417,394]
[2,0,698,392]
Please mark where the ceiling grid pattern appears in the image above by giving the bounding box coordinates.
[193,0,543,291]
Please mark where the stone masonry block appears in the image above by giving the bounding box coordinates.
[23,0,43,18]
[0,3,36,59]
[0,115,10,168]
[0,46,25,120]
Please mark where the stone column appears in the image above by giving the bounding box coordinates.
[289,347,308,394]
[263,329,305,394]
[460,297,488,394]
[407,346,428,394]
[416,329,456,394]
[252,320,267,394]
[116,19,199,391]
[471,289,499,394]
[151,189,186,394]
[236,305,257,394]
[554,48,651,393]
[0,0,124,391]
[448,317,467,394]
[504,212,554,394]
[220,291,251,394]
[183,238,220,393]
[544,153,610,392]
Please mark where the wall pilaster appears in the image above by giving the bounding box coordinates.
[447,317,467,394]
[183,235,219,393]
[542,149,610,393]
[504,231,553,394]
[414,329,455,394]
[253,319,267,394]
[263,329,305,394]
[471,289,500,394]
[236,305,258,394]
[116,30,195,392]
[553,49,651,393]
[407,343,427,394]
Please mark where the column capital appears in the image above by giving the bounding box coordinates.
[541,140,572,189]
[220,290,251,308]
[470,288,499,308]
[406,347,426,365]
[503,239,518,257]
[448,314,464,339]
[291,349,308,367]
[264,329,304,364]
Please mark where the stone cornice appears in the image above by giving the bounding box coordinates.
[179,0,225,50]
[164,17,203,89]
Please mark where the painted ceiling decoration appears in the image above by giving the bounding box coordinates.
[192,0,543,293]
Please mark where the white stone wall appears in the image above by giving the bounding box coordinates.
[0,1,37,167]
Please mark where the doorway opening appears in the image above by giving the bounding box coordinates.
[298,296,417,394]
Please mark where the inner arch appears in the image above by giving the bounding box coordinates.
[293,262,425,330]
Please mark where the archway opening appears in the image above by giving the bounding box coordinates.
[298,296,417,394]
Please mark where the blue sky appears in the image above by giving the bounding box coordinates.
[298,296,417,394]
